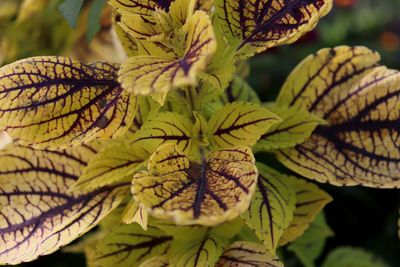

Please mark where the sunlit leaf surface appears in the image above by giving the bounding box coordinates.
[132,144,257,225]
[277,46,400,188]
[0,57,137,149]
[0,144,127,264]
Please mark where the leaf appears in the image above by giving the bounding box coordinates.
[279,176,332,246]
[132,144,258,225]
[118,11,216,95]
[139,255,170,267]
[130,112,193,154]
[122,199,149,230]
[288,213,333,267]
[215,0,333,57]
[255,107,324,151]
[321,247,389,267]
[242,163,296,254]
[216,241,284,267]
[208,102,280,149]
[276,46,400,188]
[87,0,106,42]
[169,232,226,267]
[113,21,139,57]
[72,141,149,191]
[0,57,137,149]
[59,0,84,28]
[90,224,172,267]
[0,144,128,264]
[108,0,173,17]
[125,96,160,138]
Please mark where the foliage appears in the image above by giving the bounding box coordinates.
[0,0,399,266]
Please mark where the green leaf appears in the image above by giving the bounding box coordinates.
[208,102,280,149]
[255,107,324,151]
[86,0,106,43]
[279,176,332,246]
[242,163,296,254]
[122,199,149,230]
[322,247,389,267]
[288,213,333,267]
[72,141,150,191]
[59,0,84,28]
[90,224,172,267]
[216,241,284,267]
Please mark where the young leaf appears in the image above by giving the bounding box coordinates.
[279,176,332,246]
[321,247,389,267]
[276,46,400,188]
[216,241,284,267]
[208,102,280,149]
[59,0,84,28]
[288,213,333,267]
[113,21,139,57]
[90,224,172,267]
[214,0,333,57]
[242,163,296,254]
[0,144,128,265]
[0,57,137,149]
[169,233,226,267]
[255,107,324,151]
[72,141,150,191]
[130,112,193,154]
[132,144,258,226]
[118,11,216,95]
[122,198,149,230]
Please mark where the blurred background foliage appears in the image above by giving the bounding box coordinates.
[0,0,399,266]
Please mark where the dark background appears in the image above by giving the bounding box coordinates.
[4,0,400,266]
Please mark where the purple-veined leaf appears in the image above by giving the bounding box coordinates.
[276,46,400,188]
[0,144,128,264]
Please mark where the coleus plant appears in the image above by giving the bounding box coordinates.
[0,0,398,266]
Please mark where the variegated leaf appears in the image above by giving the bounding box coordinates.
[90,224,172,267]
[215,0,333,57]
[130,112,193,154]
[132,144,258,225]
[276,46,400,188]
[255,107,324,151]
[242,163,296,253]
[0,57,137,149]
[208,102,280,149]
[279,176,332,246]
[72,141,150,191]
[122,198,149,230]
[0,144,128,264]
[108,0,173,17]
[216,241,284,267]
[118,11,216,95]
[139,255,170,267]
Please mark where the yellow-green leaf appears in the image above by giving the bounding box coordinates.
[0,144,127,264]
[242,163,296,254]
[122,198,149,230]
[139,255,170,267]
[118,11,216,95]
[90,224,172,267]
[276,46,400,188]
[113,17,139,57]
[255,107,324,151]
[169,229,226,267]
[108,0,173,17]
[72,141,149,191]
[215,0,333,57]
[279,176,332,246]
[321,247,389,267]
[216,241,284,267]
[0,57,137,149]
[131,112,193,154]
[208,102,280,149]
[132,144,258,225]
